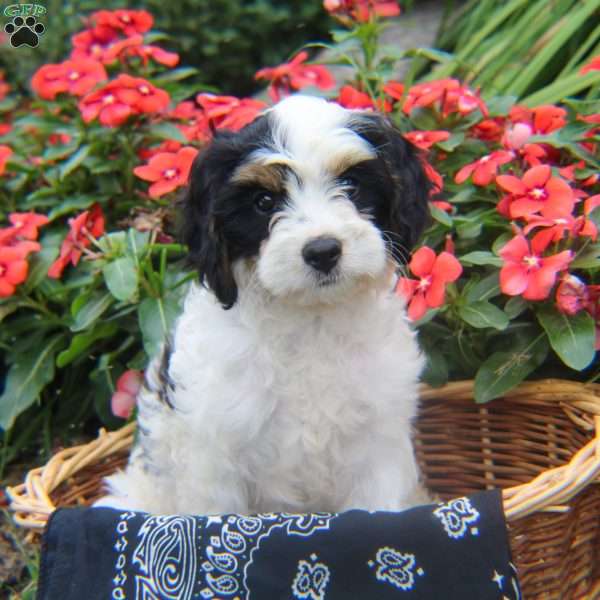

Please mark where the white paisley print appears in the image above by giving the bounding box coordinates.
[291,554,331,600]
[433,497,480,539]
[131,515,197,600]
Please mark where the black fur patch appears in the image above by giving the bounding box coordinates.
[157,341,175,409]
[348,114,431,263]
[179,115,277,308]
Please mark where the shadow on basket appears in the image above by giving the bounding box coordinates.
[7,379,600,599]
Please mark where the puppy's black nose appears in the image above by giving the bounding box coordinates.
[302,237,342,273]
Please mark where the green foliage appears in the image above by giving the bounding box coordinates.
[433,0,600,103]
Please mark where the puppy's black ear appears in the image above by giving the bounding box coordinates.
[356,115,431,252]
[179,143,238,309]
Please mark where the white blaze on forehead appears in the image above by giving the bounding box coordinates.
[250,95,376,177]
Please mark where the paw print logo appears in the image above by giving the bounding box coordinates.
[5,16,45,48]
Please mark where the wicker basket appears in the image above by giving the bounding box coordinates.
[7,379,600,599]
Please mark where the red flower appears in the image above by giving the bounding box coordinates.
[48,205,105,279]
[4,212,49,241]
[324,0,400,22]
[79,75,170,127]
[470,117,505,142]
[138,140,182,161]
[0,241,40,297]
[508,105,566,134]
[422,160,444,196]
[496,164,574,220]
[134,146,199,198]
[383,80,404,102]
[580,56,600,74]
[0,145,12,175]
[195,94,266,131]
[396,246,462,321]
[71,27,121,64]
[337,85,375,110]
[403,78,488,118]
[90,9,153,36]
[31,58,107,100]
[455,150,513,186]
[498,232,572,301]
[255,51,335,102]
[0,71,10,100]
[111,369,142,419]
[405,130,449,150]
[170,101,211,142]
[102,34,179,67]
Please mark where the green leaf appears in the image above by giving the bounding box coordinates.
[0,300,19,323]
[103,257,138,302]
[465,272,500,302]
[420,344,449,387]
[0,334,64,430]
[436,132,465,152]
[127,229,150,260]
[456,220,482,239]
[536,305,595,370]
[571,243,600,269]
[474,334,548,404]
[459,300,509,330]
[152,67,199,83]
[504,296,528,319]
[429,204,453,227]
[48,195,97,220]
[56,323,119,368]
[138,294,182,358]
[71,292,114,332]
[59,144,92,180]
[22,232,62,291]
[459,251,503,267]
[146,122,189,144]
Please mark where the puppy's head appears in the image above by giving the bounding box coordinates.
[181,95,430,308]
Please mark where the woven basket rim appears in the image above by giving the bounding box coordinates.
[7,378,600,530]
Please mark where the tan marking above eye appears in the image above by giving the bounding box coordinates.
[231,162,287,192]
[326,150,375,177]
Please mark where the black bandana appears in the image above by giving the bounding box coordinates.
[37,490,520,599]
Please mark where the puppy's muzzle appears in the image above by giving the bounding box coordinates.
[302,237,342,273]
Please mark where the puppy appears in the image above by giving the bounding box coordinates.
[99,95,430,515]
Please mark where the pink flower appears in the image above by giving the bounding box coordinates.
[324,0,400,23]
[111,370,142,419]
[498,232,572,301]
[496,165,574,220]
[455,150,513,186]
[556,275,589,316]
[396,246,462,320]
[255,51,335,102]
[509,105,567,134]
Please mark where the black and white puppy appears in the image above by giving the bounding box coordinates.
[100,95,431,514]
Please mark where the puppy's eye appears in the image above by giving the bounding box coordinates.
[339,176,359,194]
[253,191,277,214]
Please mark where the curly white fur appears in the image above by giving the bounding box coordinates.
[98,96,427,515]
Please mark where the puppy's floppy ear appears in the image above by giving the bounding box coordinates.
[179,140,238,309]
[356,114,431,252]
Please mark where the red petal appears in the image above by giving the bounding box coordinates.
[408,293,427,321]
[500,264,529,296]
[496,175,526,195]
[499,235,529,262]
[431,252,462,282]
[522,164,550,189]
[409,246,436,277]
[425,278,446,308]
